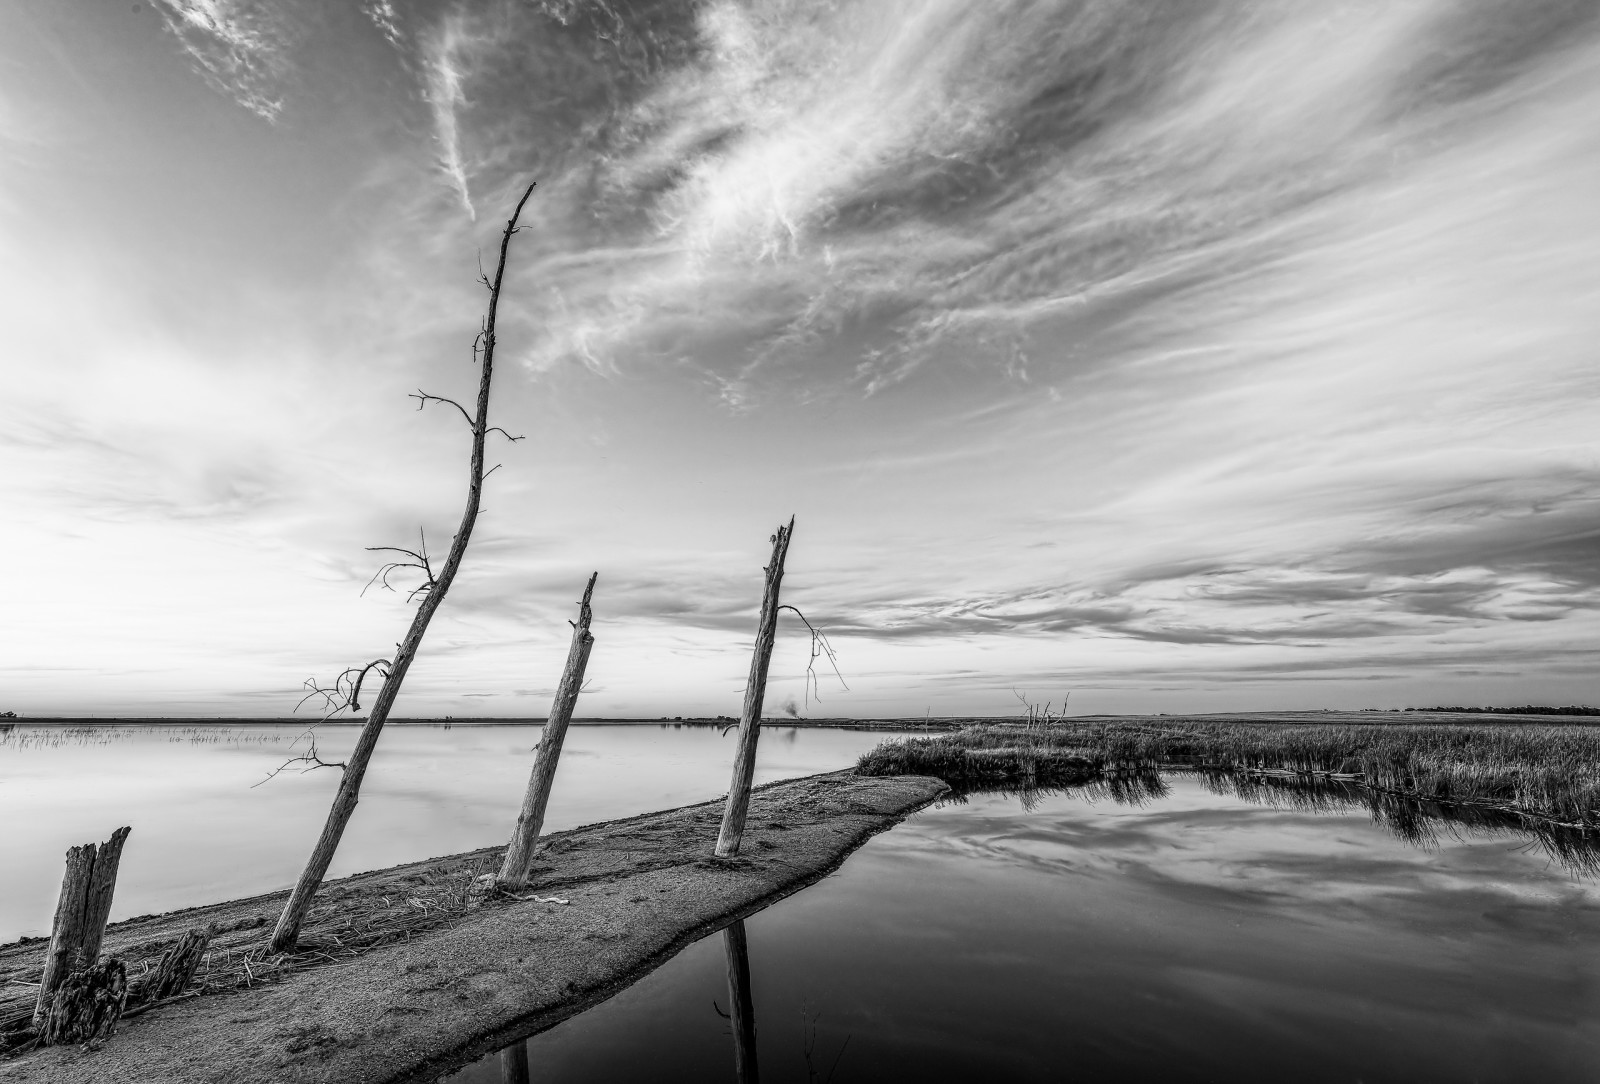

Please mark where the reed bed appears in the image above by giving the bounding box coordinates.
[856,719,1600,827]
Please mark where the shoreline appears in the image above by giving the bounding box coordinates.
[5,709,1595,731]
[0,770,948,1083]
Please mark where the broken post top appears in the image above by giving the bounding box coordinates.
[765,516,795,578]
[575,571,597,634]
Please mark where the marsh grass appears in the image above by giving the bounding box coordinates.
[858,719,1600,828]
[0,725,286,751]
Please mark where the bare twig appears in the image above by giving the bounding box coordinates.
[293,658,393,718]
[253,730,348,786]
[363,529,438,603]
[778,605,848,708]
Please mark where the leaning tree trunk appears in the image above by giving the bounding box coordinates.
[500,572,597,885]
[715,517,794,858]
[270,182,538,953]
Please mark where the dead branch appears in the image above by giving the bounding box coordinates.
[777,604,848,709]
[252,730,347,787]
[362,529,437,602]
[294,659,393,719]
[410,390,474,427]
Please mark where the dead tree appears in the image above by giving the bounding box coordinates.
[33,827,130,1034]
[269,181,538,953]
[716,518,794,858]
[500,572,598,885]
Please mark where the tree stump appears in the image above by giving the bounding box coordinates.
[41,959,127,1046]
[138,927,212,1003]
[34,827,130,1032]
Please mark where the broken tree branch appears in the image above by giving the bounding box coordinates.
[777,604,848,708]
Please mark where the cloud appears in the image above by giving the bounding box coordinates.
[153,0,302,121]
[421,10,478,219]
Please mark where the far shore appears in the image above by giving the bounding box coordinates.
[1,716,958,730]
[6,709,1596,731]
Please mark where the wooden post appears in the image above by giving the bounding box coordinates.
[715,518,794,858]
[33,827,130,1032]
[723,919,760,1084]
[269,182,538,954]
[500,573,598,885]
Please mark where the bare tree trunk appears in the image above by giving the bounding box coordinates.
[715,518,794,858]
[270,182,538,953]
[34,827,130,1031]
[500,572,597,885]
[723,919,760,1084]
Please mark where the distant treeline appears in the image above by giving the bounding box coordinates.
[1407,705,1600,717]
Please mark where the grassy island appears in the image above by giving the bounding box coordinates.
[857,711,1600,828]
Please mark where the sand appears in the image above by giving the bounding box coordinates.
[0,770,946,1084]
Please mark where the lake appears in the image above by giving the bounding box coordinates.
[6,724,1600,1081]
[0,722,905,942]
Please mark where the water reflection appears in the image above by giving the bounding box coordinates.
[721,921,759,1084]
[442,772,1600,1083]
[968,769,1600,876]
[1202,770,1600,876]
[498,1040,530,1084]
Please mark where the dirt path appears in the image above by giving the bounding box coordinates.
[0,771,946,1084]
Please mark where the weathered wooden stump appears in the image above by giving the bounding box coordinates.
[33,826,130,1035]
[41,959,127,1046]
[137,926,212,1003]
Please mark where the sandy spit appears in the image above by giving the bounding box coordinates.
[0,770,947,1084]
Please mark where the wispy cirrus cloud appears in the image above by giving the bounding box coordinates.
[152,0,302,121]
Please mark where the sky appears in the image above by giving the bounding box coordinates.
[2,0,1597,719]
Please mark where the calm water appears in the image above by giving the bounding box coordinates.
[447,778,1600,1084]
[0,722,906,942]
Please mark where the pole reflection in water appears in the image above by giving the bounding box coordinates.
[723,919,759,1084]
[499,1039,529,1084]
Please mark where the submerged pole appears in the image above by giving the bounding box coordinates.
[715,518,793,858]
[723,919,760,1084]
[500,572,598,885]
